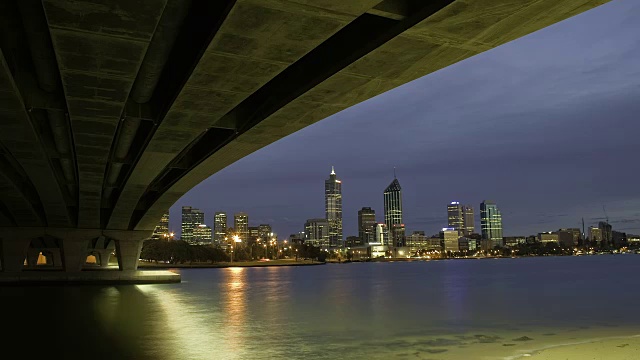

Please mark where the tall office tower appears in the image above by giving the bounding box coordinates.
[447,202,475,235]
[448,202,463,230]
[182,206,205,244]
[480,201,503,248]
[462,205,475,235]
[325,166,343,247]
[234,212,249,241]
[358,207,376,244]
[304,218,330,248]
[193,224,212,244]
[598,221,612,247]
[152,211,170,240]
[213,212,227,245]
[374,223,389,245]
[384,175,403,246]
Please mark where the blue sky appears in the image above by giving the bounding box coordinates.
[171,0,640,238]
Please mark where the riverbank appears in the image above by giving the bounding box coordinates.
[138,259,325,268]
[518,334,640,359]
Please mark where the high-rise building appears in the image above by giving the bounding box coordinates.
[214,212,227,244]
[325,167,343,247]
[182,206,205,244]
[480,201,503,248]
[598,221,612,247]
[559,228,581,245]
[358,207,376,244]
[193,224,212,244]
[384,176,403,247]
[447,202,474,236]
[234,212,249,242]
[304,218,330,247]
[152,211,170,240]
[248,226,259,243]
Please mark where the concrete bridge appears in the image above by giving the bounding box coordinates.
[0,0,608,282]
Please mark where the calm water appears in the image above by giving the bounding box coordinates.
[3,255,640,359]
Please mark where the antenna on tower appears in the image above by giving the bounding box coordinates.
[582,217,585,239]
[602,205,609,224]
[393,167,396,179]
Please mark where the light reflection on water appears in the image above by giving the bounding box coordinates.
[1,255,640,359]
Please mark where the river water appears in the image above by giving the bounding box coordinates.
[2,255,639,359]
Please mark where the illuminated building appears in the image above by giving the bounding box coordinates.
[305,218,329,247]
[384,176,403,246]
[358,207,376,244]
[152,211,170,239]
[480,201,503,248]
[214,212,227,245]
[325,166,342,247]
[234,212,249,242]
[447,202,474,236]
[182,206,204,244]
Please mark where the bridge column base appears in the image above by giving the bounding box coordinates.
[0,228,152,274]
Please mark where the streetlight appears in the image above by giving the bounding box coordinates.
[231,235,241,262]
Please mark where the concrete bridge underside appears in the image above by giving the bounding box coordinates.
[0,0,608,281]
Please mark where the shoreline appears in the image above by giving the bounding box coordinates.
[138,259,325,269]
[506,333,640,360]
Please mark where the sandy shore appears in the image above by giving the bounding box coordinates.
[519,335,640,360]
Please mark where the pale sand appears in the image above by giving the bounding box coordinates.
[518,335,640,360]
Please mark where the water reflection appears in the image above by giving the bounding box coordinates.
[220,267,248,359]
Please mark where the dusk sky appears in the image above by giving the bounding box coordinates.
[170,0,640,239]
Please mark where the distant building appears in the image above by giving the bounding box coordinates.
[441,228,460,253]
[612,231,627,247]
[480,201,503,248]
[193,224,212,244]
[598,221,612,247]
[406,231,427,253]
[373,223,389,245]
[305,218,329,247]
[538,232,560,244]
[559,228,581,245]
[248,226,259,243]
[391,223,406,247]
[234,212,249,242]
[288,232,305,244]
[447,202,475,236]
[182,206,205,244]
[213,212,227,245]
[258,224,272,239]
[152,211,170,240]
[345,236,359,247]
[358,207,376,244]
[553,230,575,247]
[503,236,526,247]
[589,226,603,243]
[384,176,403,247]
[325,167,343,247]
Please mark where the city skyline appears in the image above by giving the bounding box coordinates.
[168,1,640,239]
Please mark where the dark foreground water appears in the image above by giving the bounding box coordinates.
[2,255,640,360]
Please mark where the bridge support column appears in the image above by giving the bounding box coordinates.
[1,238,31,272]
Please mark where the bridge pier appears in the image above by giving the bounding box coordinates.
[0,228,180,284]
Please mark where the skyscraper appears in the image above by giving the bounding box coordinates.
[384,175,403,247]
[358,207,376,244]
[234,212,249,242]
[182,206,205,244]
[325,166,342,247]
[152,211,170,240]
[214,212,227,244]
[447,202,475,235]
[480,201,503,248]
